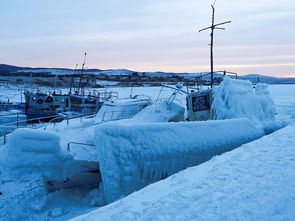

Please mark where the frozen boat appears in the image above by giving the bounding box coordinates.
[0,78,285,212]
[24,91,68,122]
[95,95,152,122]
[23,90,118,122]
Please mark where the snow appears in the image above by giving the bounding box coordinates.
[72,123,295,221]
[94,118,264,204]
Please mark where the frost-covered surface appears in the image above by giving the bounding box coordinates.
[0,129,72,179]
[0,83,294,220]
[94,118,264,204]
[123,101,185,123]
[73,123,295,221]
[212,78,276,125]
[0,129,97,221]
[94,96,151,122]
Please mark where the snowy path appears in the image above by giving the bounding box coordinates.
[73,124,295,221]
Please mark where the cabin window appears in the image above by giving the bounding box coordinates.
[192,94,210,111]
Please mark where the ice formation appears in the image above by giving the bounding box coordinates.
[94,118,264,204]
[72,123,295,221]
[0,128,71,179]
[123,101,185,123]
[212,78,276,126]
[94,96,150,122]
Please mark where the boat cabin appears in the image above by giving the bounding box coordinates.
[186,89,213,121]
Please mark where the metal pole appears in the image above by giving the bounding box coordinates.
[78,53,87,95]
[199,5,231,88]
[16,113,19,127]
[210,6,215,88]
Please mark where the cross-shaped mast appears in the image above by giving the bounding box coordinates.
[199,5,231,88]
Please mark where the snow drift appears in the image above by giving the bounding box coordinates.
[95,118,264,204]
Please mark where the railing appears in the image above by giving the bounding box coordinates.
[43,112,96,130]
[0,112,24,127]
[0,114,52,128]
[155,84,187,106]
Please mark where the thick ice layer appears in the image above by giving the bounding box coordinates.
[94,97,150,122]
[94,118,264,204]
[0,128,71,179]
[212,78,276,126]
[123,101,185,123]
[72,124,295,221]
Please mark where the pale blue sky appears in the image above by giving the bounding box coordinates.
[0,0,294,77]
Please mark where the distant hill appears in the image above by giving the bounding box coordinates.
[239,74,295,84]
[0,64,294,84]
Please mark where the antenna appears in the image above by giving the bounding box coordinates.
[199,4,231,88]
[77,52,87,95]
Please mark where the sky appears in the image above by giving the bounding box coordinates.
[0,0,294,77]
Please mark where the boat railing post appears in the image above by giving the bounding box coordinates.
[102,111,106,122]
[16,113,19,127]
[3,130,8,144]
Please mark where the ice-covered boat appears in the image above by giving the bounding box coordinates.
[95,95,152,122]
[0,77,287,219]
[23,90,118,122]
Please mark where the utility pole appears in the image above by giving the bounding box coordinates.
[199,5,231,88]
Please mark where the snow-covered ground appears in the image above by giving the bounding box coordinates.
[0,82,294,221]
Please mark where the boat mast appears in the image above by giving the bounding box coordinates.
[77,52,87,95]
[199,4,231,88]
[70,64,78,94]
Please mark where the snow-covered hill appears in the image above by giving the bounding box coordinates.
[1,64,294,84]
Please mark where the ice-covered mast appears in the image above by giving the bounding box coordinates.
[199,3,231,88]
[77,52,87,95]
[69,64,78,94]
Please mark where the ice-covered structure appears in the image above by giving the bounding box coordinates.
[123,101,185,123]
[94,96,151,122]
[0,128,71,179]
[186,77,283,132]
[212,78,276,125]
[94,118,264,204]
[72,123,295,221]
